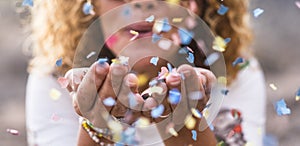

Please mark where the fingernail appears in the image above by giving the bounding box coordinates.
[96,60,109,74]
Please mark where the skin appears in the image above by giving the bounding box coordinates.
[65,0,217,145]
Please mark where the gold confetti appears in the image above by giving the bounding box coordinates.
[166,0,180,4]
[212,36,226,52]
[138,74,148,87]
[150,86,164,95]
[135,117,150,127]
[191,108,202,118]
[296,96,300,101]
[172,17,183,23]
[217,76,227,85]
[269,83,278,91]
[50,88,62,101]
[184,114,196,130]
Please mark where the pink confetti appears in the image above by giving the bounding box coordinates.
[57,77,69,88]
[6,129,19,135]
[295,1,300,8]
[51,113,61,122]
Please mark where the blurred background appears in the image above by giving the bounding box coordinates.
[0,0,299,145]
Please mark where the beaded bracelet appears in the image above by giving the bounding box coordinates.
[80,118,113,144]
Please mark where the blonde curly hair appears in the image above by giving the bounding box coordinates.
[28,0,252,84]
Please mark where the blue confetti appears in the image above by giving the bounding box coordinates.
[122,6,131,16]
[221,89,229,95]
[152,33,162,43]
[151,104,165,118]
[168,88,181,104]
[296,88,300,96]
[209,124,215,131]
[97,58,108,65]
[128,92,137,108]
[204,52,220,66]
[145,15,155,22]
[167,63,173,72]
[149,79,158,87]
[178,47,189,54]
[103,97,116,106]
[186,52,194,63]
[22,0,33,7]
[178,28,194,45]
[218,4,229,15]
[150,57,159,66]
[82,2,93,15]
[224,38,231,44]
[161,18,172,32]
[253,8,264,18]
[56,58,63,67]
[232,57,244,67]
[191,130,197,141]
[275,99,291,116]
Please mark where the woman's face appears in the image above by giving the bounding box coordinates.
[92,0,201,90]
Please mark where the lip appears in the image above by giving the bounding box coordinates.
[125,22,154,39]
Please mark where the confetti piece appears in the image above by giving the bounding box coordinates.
[227,130,235,138]
[103,97,116,106]
[150,56,159,66]
[239,60,250,70]
[122,6,131,16]
[51,113,61,122]
[191,130,197,141]
[204,52,220,66]
[130,30,139,41]
[137,74,148,87]
[22,0,33,7]
[224,38,231,44]
[185,16,197,29]
[185,114,196,129]
[149,79,158,87]
[168,88,181,104]
[275,99,291,116]
[186,52,194,63]
[145,15,155,23]
[167,63,173,72]
[209,124,214,131]
[269,83,278,91]
[217,4,229,15]
[232,57,244,67]
[6,129,19,135]
[166,122,178,136]
[57,77,69,88]
[296,96,300,101]
[178,47,189,54]
[217,76,227,85]
[213,36,226,52]
[217,141,225,146]
[119,56,129,65]
[134,117,150,126]
[56,58,63,67]
[151,104,165,118]
[221,89,229,95]
[153,18,171,33]
[86,51,96,59]
[128,92,137,108]
[83,2,94,15]
[167,0,180,4]
[158,40,172,50]
[172,17,183,23]
[152,33,162,43]
[188,91,203,100]
[203,109,209,118]
[97,58,108,65]
[253,8,264,18]
[296,88,300,101]
[296,1,300,8]
[178,28,194,45]
[191,108,202,118]
[50,88,61,101]
[150,86,164,95]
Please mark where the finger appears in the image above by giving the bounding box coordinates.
[195,68,217,94]
[165,69,181,90]
[76,61,109,115]
[64,67,89,92]
[172,64,203,125]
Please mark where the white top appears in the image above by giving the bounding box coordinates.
[26,74,79,146]
[223,58,266,146]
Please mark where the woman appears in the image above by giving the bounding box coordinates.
[26,0,265,145]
